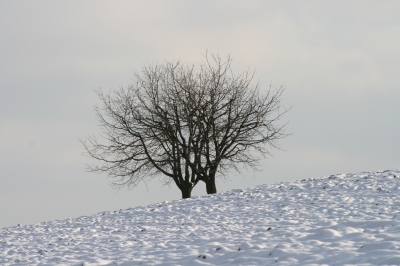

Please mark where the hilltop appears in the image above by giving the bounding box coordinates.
[1,169,400,265]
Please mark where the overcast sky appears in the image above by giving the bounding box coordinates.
[1,1,399,228]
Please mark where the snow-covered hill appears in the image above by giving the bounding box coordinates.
[1,170,400,265]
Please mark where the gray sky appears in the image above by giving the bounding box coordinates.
[1,1,399,228]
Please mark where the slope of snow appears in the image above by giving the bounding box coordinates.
[1,169,400,265]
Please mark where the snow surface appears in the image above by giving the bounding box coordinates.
[1,170,400,265]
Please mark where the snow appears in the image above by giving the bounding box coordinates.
[1,170,400,265]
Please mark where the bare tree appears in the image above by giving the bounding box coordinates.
[82,54,289,199]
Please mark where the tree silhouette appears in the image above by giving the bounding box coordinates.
[82,54,289,198]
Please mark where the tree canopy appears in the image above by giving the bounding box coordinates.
[82,54,289,198]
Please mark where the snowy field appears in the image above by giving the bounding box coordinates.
[1,169,400,265]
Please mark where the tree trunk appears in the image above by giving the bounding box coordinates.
[205,178,217,194]
[181,186,192,199]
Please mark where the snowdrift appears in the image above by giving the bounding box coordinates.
[1,169,400,265]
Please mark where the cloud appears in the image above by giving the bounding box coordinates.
[0,0,399,228]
